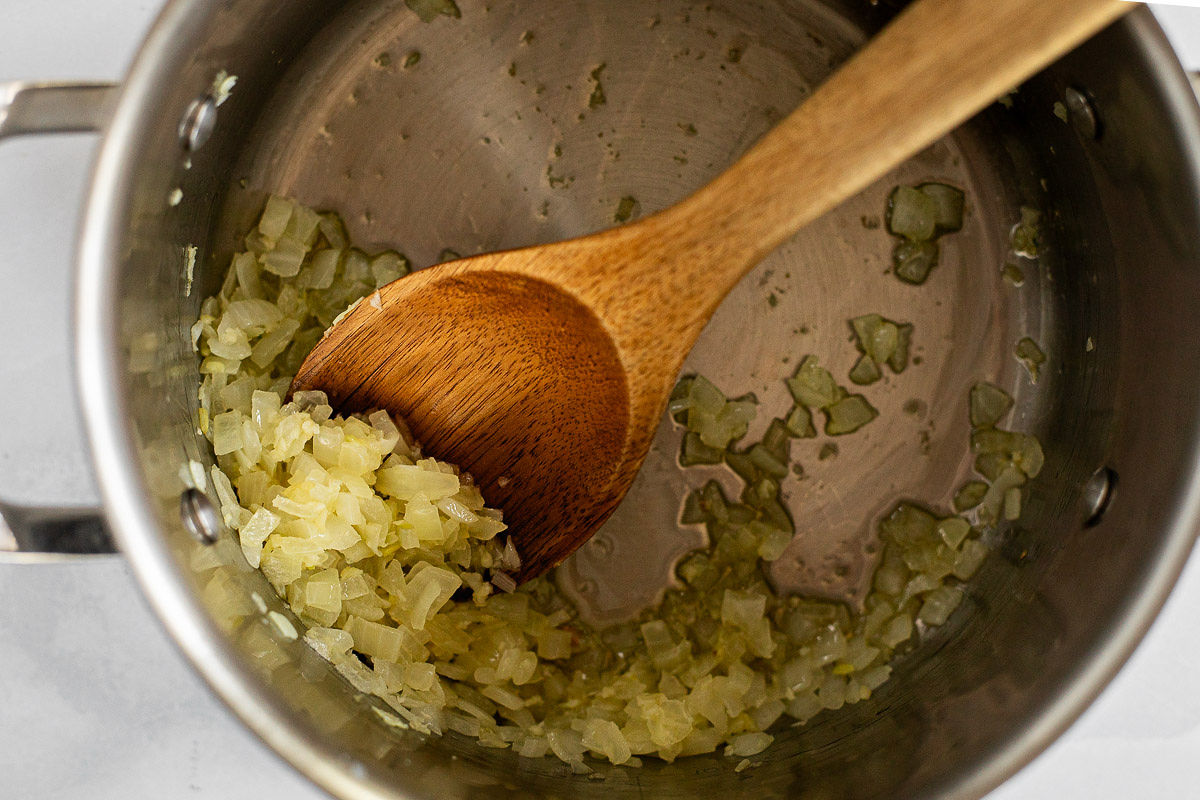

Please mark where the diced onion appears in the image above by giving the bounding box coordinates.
[824,394,878,436]
[196,194,1021,773]
[1010,206,1042,258]
[887,186,938,241]
[848,354,882,385]
[893,239,939,285]
[969,382,1014,429]
[917,183,965,234]
[1015,337,1047,383]
[787,356,840,409]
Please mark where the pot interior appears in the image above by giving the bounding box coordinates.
[97,0,1200,798]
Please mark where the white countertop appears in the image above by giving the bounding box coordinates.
[2,2,1199,797]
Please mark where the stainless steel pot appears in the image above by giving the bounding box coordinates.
[4,1,1200,798]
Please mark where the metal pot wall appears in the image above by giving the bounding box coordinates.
[4,1,1200,798]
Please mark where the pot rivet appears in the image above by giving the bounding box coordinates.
[1082,466,1116,527]
[179,96,218,151]
[180,488,221,544]
[1064,87,1100,140]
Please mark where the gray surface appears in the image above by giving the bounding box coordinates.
[1,2,1198,798]
[0,561,317,798]
[0,2,319,798]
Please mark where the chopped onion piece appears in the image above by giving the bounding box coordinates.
[880,503,938,546]
[887,186,937,241]
[787,356,839,409]
[1010,206,1042,258]
[918,586,963,626]
[681,431,725,466]
[1017,434,1045,478]
[888,323,914,373]
[850,314,912,376]
[868,321,900,365]
[953,539,989,580]
[1015,337,1047,383]
[747,443,788,478]
[953,481,989,511]
[824,395,878,436]
[849,353,882,385]
[370,250,410,287]
[725,732,772,758]
[257,195,294,244]
[917,182,965,234]
[1003,486,1023,521]
[406,0,461,23]
[936,517,971,549]
[893,239,939,285]
[501,538,522,570]
[969,382,1013,429]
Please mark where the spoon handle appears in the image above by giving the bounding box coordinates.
[583,0,1129,336]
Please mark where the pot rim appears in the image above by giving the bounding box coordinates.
[73,4,1200,799]
[74,3,404,798]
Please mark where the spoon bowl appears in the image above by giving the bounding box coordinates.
[293,248,644,583]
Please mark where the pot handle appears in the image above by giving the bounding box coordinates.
[0,81,116,138]
[0,81,119,558]
[0,504,114,558]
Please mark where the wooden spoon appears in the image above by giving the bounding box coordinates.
[293,0,1129,583]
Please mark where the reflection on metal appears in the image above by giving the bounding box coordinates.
[0,81,116,139]
[180,488,221,544]
[1082,466,1117,527]
[1064,86,1101,140]
[179,96,217,151]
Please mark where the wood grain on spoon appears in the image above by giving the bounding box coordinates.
[292,0,1130,583]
